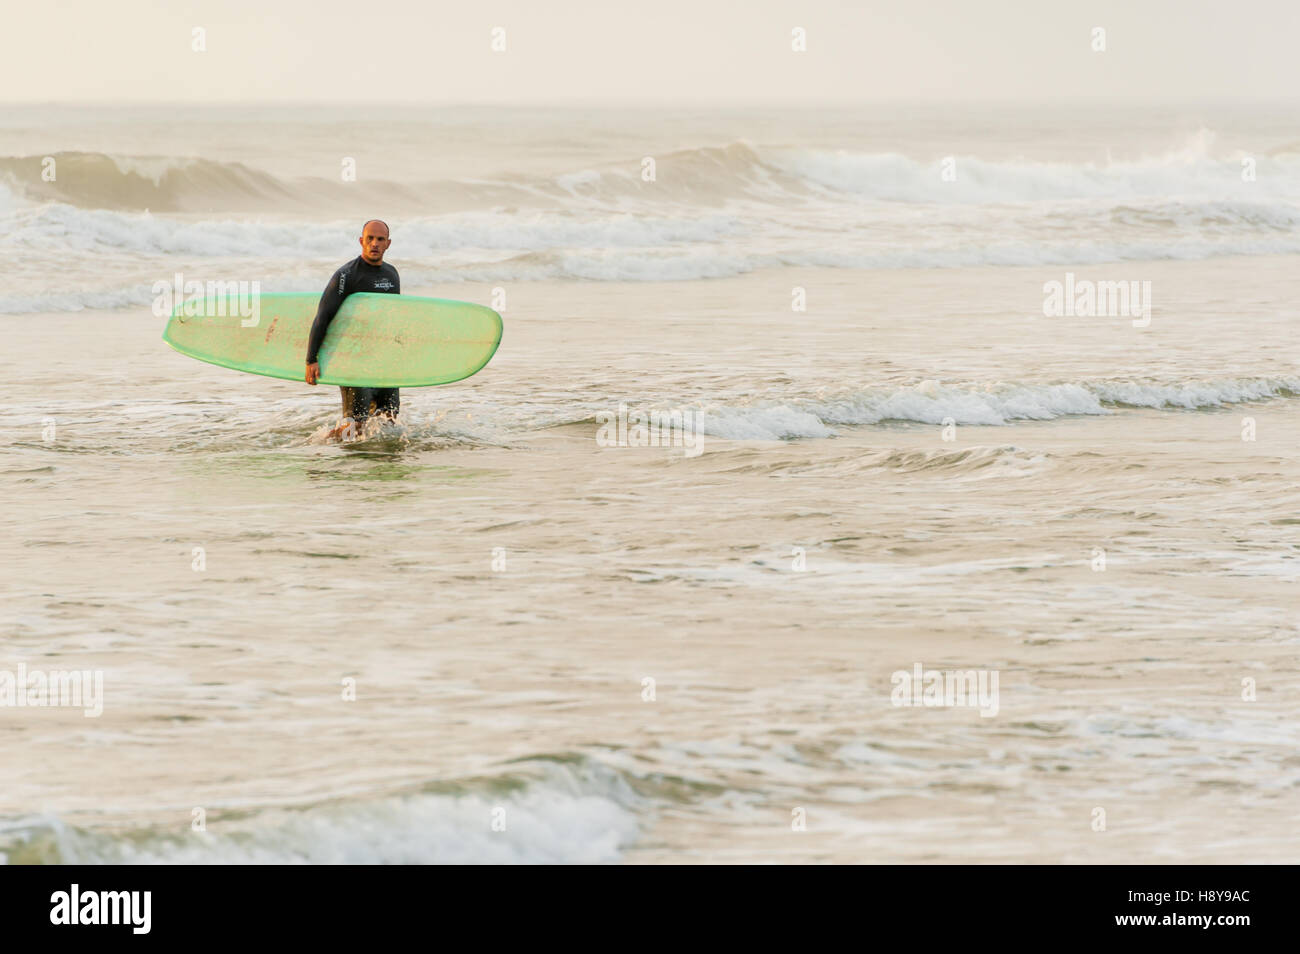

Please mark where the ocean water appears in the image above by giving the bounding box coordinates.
[2,104,1298,863]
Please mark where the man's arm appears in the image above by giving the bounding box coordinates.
[305,265,349,376]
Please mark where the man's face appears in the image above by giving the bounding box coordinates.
[360,224,391,264]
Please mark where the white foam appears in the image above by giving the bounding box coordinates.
[555,169,603,193]
[2,203,744,258]
[806,380,1108,427]
[695,404,835,440]
[0,766,641,865]
[769,146,1300,205]
[633,376,1300,443]
[1089,376,1300,408]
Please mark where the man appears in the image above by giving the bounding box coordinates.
[305,219,400,440]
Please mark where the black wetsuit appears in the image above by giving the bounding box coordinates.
[306,255,402,421]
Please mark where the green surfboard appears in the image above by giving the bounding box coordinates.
[162,292,503,388]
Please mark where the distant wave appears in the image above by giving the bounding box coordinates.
[6,139,1300,213]
[6,138,1300,303]
[0,152,302,212]
[0,146,795,212]
[767,140,1300,204]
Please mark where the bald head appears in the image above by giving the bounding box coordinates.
[359,219,391,265]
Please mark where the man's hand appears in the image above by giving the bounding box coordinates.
[305,362,320,385]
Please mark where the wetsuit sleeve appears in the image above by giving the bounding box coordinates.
[305,266,349,365]
[392,267,400,293]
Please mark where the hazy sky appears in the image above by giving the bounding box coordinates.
[7,0,1299,105]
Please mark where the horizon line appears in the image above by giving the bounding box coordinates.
[6,97,1300,109]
